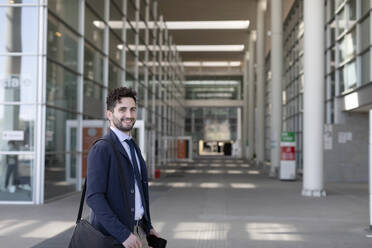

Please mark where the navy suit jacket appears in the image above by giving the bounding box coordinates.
[86,130,152,243]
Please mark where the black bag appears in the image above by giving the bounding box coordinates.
[68,139,127,248]
[147,234,167,248]
[68,219,122,248]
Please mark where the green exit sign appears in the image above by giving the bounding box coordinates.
[281,132,295,142]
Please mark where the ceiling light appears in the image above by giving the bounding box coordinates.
[177,45,244,52]
[166,21,249,30]
[93,21,106,29]
[107,20,250,30]
[183,61,241,67]
[184,81,239,86]
[118,44,245,52]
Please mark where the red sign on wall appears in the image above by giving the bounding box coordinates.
[281,146,295,161]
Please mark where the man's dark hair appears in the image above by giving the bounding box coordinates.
[106,87,137,112]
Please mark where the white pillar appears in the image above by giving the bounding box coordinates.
[302,0,326,197]
[242,52,249,159]
[256,0,266,165]
[270,0,283,177]
[248,32,256,160]
[369,109,372,230]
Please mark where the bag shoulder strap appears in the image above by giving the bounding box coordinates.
[76,138,130,223]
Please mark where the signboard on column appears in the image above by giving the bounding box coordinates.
[280,132,296,180]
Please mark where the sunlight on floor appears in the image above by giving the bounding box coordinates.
[173,222,230,240]
[0,220,38,236]
[22,221,74,238]
[247,170,260,175]
[246,223,303,241]
[200,183,224,188]
[230,183,257,189]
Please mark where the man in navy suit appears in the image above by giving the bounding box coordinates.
[87,87,161,248]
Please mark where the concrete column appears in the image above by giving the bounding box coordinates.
[248,32,256,160]
[256,0,266,165]
[369,109,372,230]
[302,0,326,197]
[242,52,249,159]
[269,0,283,177]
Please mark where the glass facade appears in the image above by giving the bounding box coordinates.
[283,0,304,171]
[0,0,185,204]
[0,3,40,202]
[280,0,372,171]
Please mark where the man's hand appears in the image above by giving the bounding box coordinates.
[149,228,160,238]
[122,233,142,248]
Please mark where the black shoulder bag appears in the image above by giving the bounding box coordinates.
[68,138,129,248]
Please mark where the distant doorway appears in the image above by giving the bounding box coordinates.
[198,140,234,156]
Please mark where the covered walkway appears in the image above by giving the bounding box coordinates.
[0,158,371,247]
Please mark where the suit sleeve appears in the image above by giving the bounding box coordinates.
[86,143,131,243]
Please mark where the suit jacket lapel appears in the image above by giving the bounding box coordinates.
[108,130,131,163]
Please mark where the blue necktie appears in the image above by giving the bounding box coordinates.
[125,139,149,221]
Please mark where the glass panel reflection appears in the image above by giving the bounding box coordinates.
[48,0,80,30]
[84,80,104,119]
[0,56,37,103]
[0,105,35,152]
[0,154,33,202]
[46,62,78,111]
[48,15,79,71]
[109,62,122,90]
[44,152,76,200]
[84,43,105,83]
[0,7,38,53]
[85,6,105,51]
[45,107,77,152]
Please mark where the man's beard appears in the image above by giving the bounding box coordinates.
[112,115,135,133]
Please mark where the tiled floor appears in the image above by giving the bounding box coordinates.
[1,158,372,247]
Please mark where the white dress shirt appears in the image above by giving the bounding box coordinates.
[110,126,144,220]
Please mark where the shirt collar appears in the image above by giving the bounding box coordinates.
[110,126,132,142]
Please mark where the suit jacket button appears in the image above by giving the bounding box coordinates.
[131,208,134,212]
[130,189,134,194]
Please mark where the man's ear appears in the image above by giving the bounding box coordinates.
[106,110,112,120]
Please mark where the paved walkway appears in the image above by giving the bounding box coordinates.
[0,158,372,247]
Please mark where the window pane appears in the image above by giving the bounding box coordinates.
[44,153,76,200]
[361,16,370,51]
[84,43,105,83]
[109,31,122,64]
[0,56,37,103]
[109,62,122,90]
[125,71,135,88]
[45,107,77,152]
[85,6,105,51]
[0,154,33,202]
[86,0,105,20]
[348,0,357,26]
[48,15,79,71]
[338,38,345,63]
[338,67,345,93]
[84,80,104,119]
[361,50,370,85]
[337,8,346,35]
[0,105,35,151]
[48,0,80,30]
[346,60,357,89]
[362,0,371,16]
[127,0,136,22]
[345,29,356,59]
[0,7,38,53]
[46,62,78,111]
[126,49,136,76]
